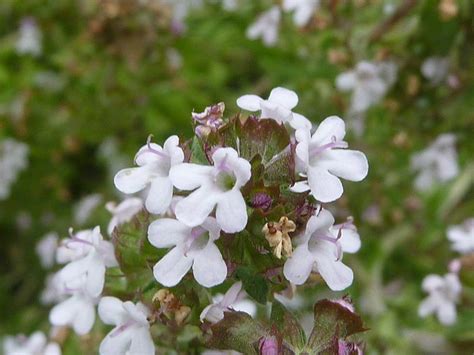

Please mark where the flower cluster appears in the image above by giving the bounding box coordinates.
[15,87,369,354]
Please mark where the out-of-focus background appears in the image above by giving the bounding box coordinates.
[1,0,473,353]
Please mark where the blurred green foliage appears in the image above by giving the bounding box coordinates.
[0,0,473,353]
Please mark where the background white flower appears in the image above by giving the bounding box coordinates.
[73,193,102,226]
[0,138,29,200]
[170,147,251,233]
[411,133,459,191]
[421,57,450,85]
[3,331,60,355]
[336,61,397,114]
[246,6,281,47]
[16,17,42,56]
[418,273,461,325]
[56,226,118,297]
[148,217,227,287]
[98,297,154,355]
[106,197,143,235]
[49,275,99,335]
[282,0,319,27]
[447,218,474,254]
[114,136,184,215]
[293,116,368,202]
[36,232,59,269]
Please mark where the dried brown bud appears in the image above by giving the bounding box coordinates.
[262,217,296,259]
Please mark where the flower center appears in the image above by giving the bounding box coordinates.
[184,227,210,255]
[310,232,343,261]
[309,135,348,157]
[109,320,137,338]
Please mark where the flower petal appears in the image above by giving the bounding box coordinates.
[319,149,369,181]
[128,328,155,355]
[236,95,264,111]
[283,244,315,285]
[418,296,436,318]
[335,71,356,92]
[148,218,190,248]
[307,166,343,203]
[221,281,243,308]
[145,177,173,214]
[268,87,299,109]
[437,301,457,325]
[337,228,361,254]
[192,243,227,287]
[153,246,193,287]
[290,181,310,193]
[215,189,248,233]
[85,252,106,297]
[314,244,354,291]
[114,166,152,194]
[99,327,133,355]
[73,300,96,335]
[169,163,213,190]
[311,116,346,146]
[174,186,219,227]
[422,275,444,292]
[290,113,312,130]
[98,297,127,326]
[305,209,335,236]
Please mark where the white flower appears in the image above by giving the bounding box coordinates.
[16,17,42,56]
[447,218,474,254]
[246,6,281,47]
[73,193,102,225]
[56,226,118,297]
[421,57,449,85]
[36,232,59,269]
[411,133,459,191]
[98,297,154,355]
[169,147,251,233]
[3,331,60,355]
[106,197,143,235]
[282,0,319,27]
[336,61,397,114]
[148,217,227,287]
[49,276,99,335]
[0,138,29,200]
[237,87,311,130]
[283,208,356,291]
[418,273,461,325]
[114,136,184,214]
[200,281,256,323]
[292,116,368,202]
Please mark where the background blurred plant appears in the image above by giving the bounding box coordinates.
[1,0,473,353]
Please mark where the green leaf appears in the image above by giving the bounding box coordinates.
[190,136,209,164]
[271,300,307,351]
[205,311,267,354]
[235,266,269,304]
[307,299,366,353]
